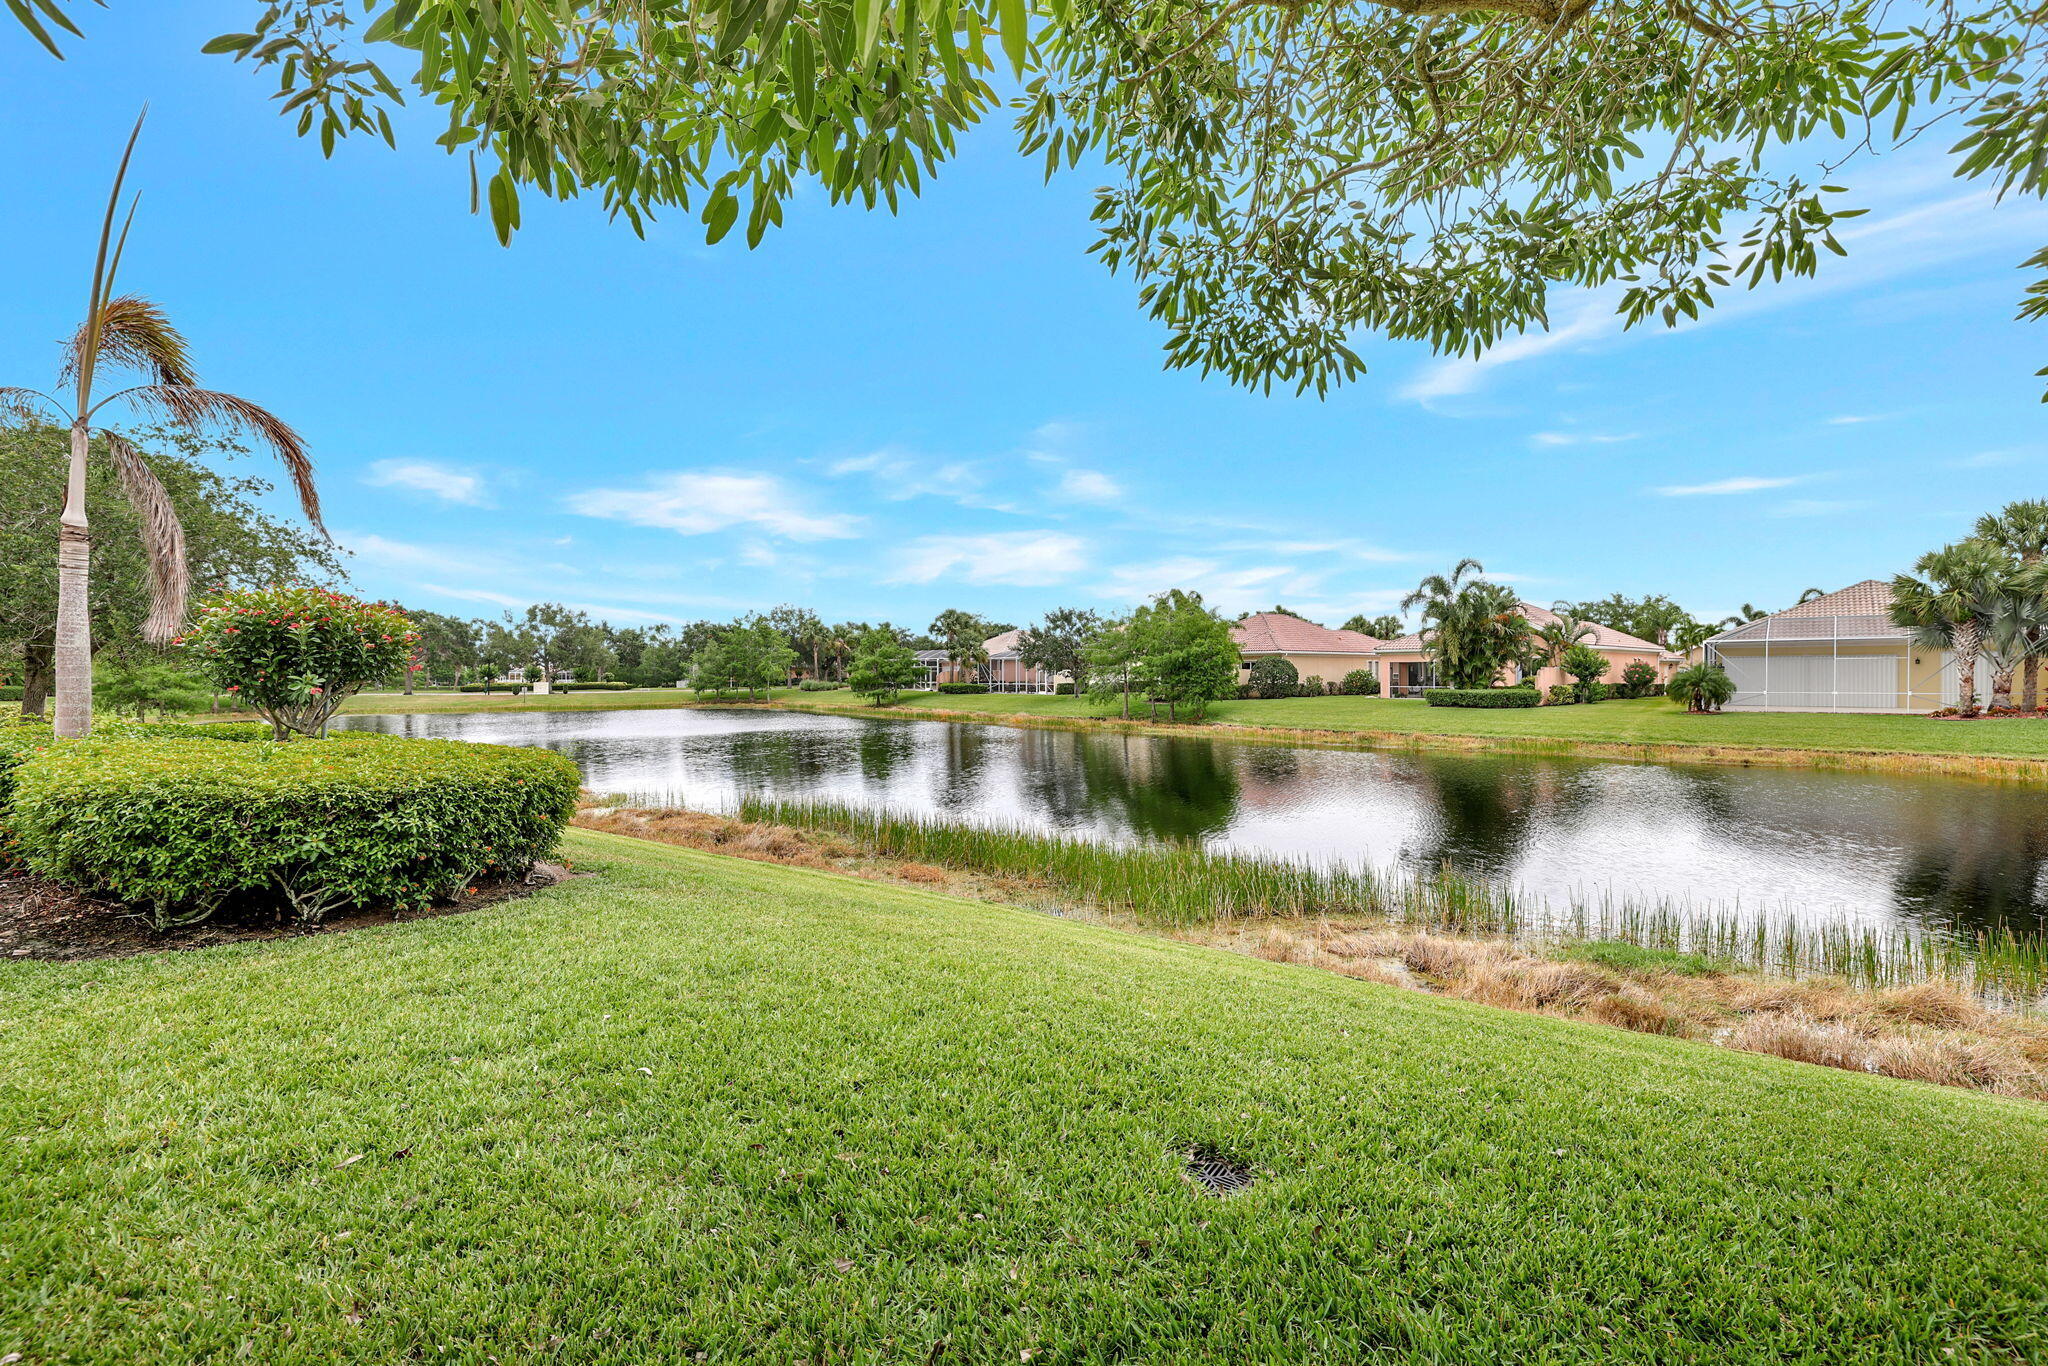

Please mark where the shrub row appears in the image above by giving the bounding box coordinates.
[936,682,989,694]
[1425,688,1541,709]
[0,687,21,702]
[798,679,845,691]
[11,733,580,928]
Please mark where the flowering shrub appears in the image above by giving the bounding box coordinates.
[180,586,418,739]
[11,734,580,927]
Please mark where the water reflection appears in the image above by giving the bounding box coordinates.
[336,706,2048,940]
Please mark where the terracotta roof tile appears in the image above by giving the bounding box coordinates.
[1230,612,1382,656]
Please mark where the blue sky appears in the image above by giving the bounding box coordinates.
[4,7,2046,634]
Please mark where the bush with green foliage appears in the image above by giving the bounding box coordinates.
[1617,660,1659,699]
[91,659,213,719]
[1339,669,1380,696]
[0,687,21,703]
[555,680,636,692]
[1424,688,1541,709]
[936,682,989,695]
[1054,682,1076,696]
[11,735,579,928]
[1545,684,1578,706]
[1560,642,1612,703]
[798,679,845,691]
[1246,657,1300,699]
[1668,664,1737,714]
[181,586,418,740]
[847,630,921,706]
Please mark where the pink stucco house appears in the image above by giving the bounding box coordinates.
[1234,606,1681,698]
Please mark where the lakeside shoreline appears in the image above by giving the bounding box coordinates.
[321,688,2048,782]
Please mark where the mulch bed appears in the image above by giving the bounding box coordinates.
[0,864,578,963]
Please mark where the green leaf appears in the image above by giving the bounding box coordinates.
[997,0,1028,78]
[487,168,519,247]
[704,190,740,244]
[200,32,259,56]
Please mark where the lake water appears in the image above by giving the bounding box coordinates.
[336,706,2048,942]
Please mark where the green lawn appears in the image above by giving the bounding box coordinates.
[5,830,2045,1363]
[775,689,2048,762]
[330,688,2048,764]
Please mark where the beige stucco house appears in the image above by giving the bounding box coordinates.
[1373,602,1681,697]
[1706,580,1986,711]
[1230,613,1384,688]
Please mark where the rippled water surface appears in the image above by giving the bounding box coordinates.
[337,706,2048,939]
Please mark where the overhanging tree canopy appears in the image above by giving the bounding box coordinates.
[20,0,2048,393]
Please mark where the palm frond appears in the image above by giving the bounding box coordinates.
[64,295,198,390]
[120,384,325,534]
[0,387,67,425]
[103,431,190,644]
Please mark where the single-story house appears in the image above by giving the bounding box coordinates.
[1705,580,1987,712]
[1230,613,1384,688]
[1373,602,1681,698]
[917,629,1068,693]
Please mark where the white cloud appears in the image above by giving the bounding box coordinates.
[1531,430,1640,448]
[1653,476,1808,497]
[1827,413,1894,426]
[1399,174,2048,405]
[886,532,1087,586]
[1400,295,1617,404]
[566,471,858,540]
[1057,468,1122,503]
[1949,448,2028,468]
[827,446,1018,513]
[366,459,491,507]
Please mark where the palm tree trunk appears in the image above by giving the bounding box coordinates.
[1992,664,2014,710]
[1956,623,1983,717]
[2025,656,2040,712]
[53,420,94,738]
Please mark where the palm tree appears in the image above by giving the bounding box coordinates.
[1401,560,1528,689]
[1,114,323,738]
[1532,605,1598,680]
[1797,587,1829,604]
[1974,500,2048,709]
[1890,540,2011,717]
[1716,603,1770,631]
[1667,663,1735,714]
[1672,619,1718,656]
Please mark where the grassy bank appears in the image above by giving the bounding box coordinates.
[5,829,2047,1362]
[737,797,2048,1005]
[319,688,2048,777]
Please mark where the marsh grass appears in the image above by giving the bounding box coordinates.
[742,797,2048,1006]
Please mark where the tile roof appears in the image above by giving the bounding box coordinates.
[1772,579,1895,618]
[983,628,1024,656]
[1374,603,1662,654]
[1230,612,1382,656]
[1711,580,1908,643]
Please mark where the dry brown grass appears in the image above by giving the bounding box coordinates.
[577,799,2048,1104]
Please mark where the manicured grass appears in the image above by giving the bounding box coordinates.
[4,831,2045,1362]
[330,689,2048,767]
[786,690,2048,763]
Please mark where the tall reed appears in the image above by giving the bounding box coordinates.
[741,797,2048,1007]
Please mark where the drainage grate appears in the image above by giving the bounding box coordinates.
[1184,1146,1256,1196]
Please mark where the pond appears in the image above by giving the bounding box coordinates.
[336,706,2048,943]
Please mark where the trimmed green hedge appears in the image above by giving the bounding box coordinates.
[559,680,636,691]
[936,683,989,694]
[0,687,21,702]
[0,719,268,869]
[798,680,845,691]
[12,735,580,927]
[1424,688,1541,709]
